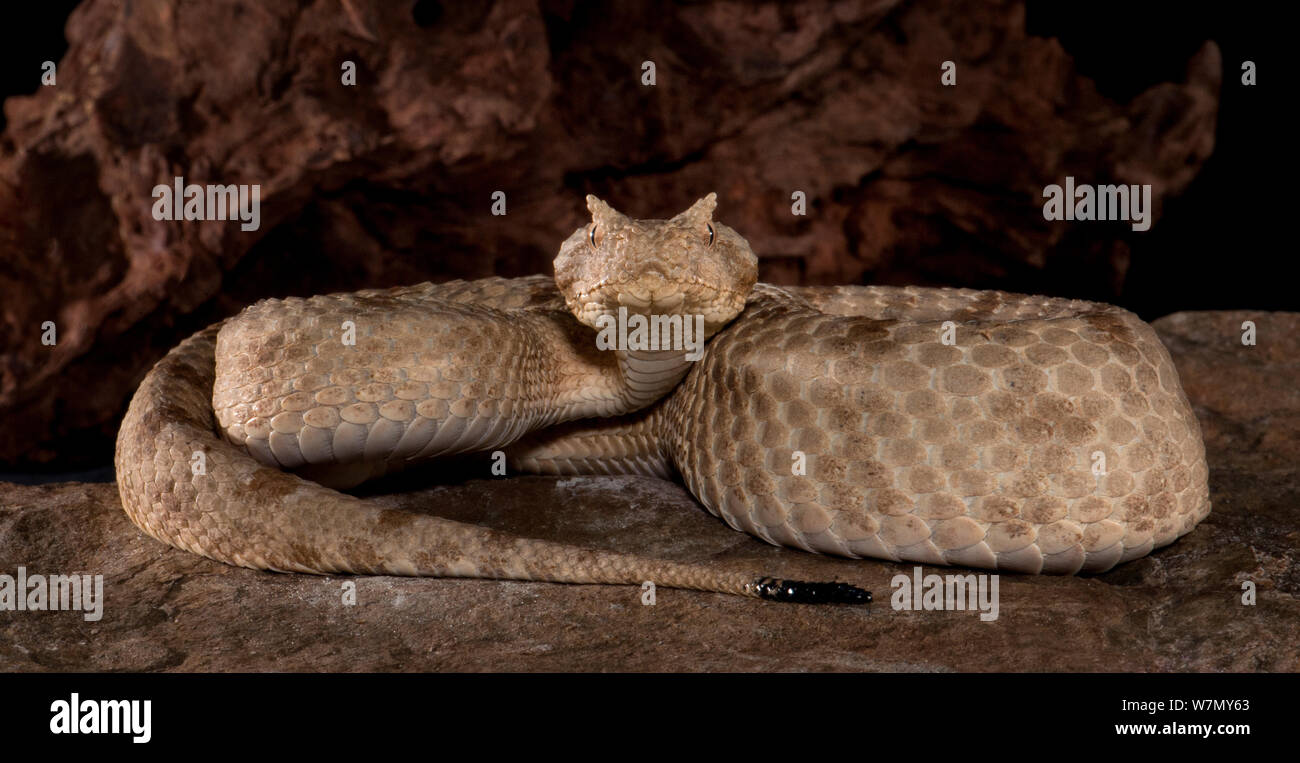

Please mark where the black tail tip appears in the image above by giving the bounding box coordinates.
[753,577,872,605]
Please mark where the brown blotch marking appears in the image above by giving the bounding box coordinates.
[1110,341,1141,366]
[850,459,893,487]
[882,360,929,391]
[780,477,820,503]
[244,469,304,503]
[792,427,829,453]
[758,420,790,448]
[813,455,850,483]
[1083,313,1137,344]
[832,357,874,385]
[950,469,994,496]
[1025,342,1069,367]
[973,495,1020,521]
[825,405,861,431]
[1022,496,1068,524]
[767,369,800,401]
[948,398,981,421]
[917,343,962,367]
[881,438,925,466]
[1118,494,1150,522]
[917,492,967,520]
[845,320,892,343]
[1135,364,1160,393]
[814,336,858,358]
[984,391,1024,421]
[871,488,915,516]
[970,344,1018,368]
[868,411,911,437]
[1070,341,1110,368]
[1031,443,1075,473]
[1003,470,1049,497]
[1120,390,1149,416]
[835,431,877,460]
[787,352,827,379]
[851,386,892,412]
[830,509,878,539]
[1103,470,1135,496]
[1013,416,1053,444]
[859,340,903,362]
[782,399,818,427]
[1033,393,1075,422]
[1055,363,1095,395]
[1078,392,1114,419]
[1070,496,1112,523]
[964,420,1003,445]
[1057,416,1098,445]
[919,418,957,443]
[942,364,992,396]
[906,465,945,493]
[940,442,979,469]
[1001,364,1048,395]
[1041,327,1081,346]
[991,326,1037,347]
[808,377,846,407]
[736,440,765,467]
[743,469,777,496]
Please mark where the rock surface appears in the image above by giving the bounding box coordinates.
[0,0,1220,468]
[1,310,1295,672]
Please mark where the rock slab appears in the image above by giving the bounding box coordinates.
[0,310,1295,672]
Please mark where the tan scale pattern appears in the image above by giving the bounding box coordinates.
[649,284,1211,573]
[211,277,663,488]
[115,317,768,597]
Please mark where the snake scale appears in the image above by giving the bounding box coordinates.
[115,194,1211,603]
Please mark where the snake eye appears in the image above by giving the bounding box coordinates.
[706,223,715,247]
[589,224,601,249]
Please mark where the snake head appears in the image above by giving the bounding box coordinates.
[554,193,758,336]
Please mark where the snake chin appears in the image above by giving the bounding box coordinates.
[576,281,751,337]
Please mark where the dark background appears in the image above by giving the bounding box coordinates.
[1,0,1286,319]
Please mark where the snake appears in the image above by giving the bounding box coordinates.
[115,193,1211,604]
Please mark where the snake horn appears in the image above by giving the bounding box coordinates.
[586,194,629,228]
[673,191,717,223]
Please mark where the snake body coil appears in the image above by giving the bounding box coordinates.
[115,195,1210,601]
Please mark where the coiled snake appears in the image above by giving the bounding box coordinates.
[115,194,1210,603]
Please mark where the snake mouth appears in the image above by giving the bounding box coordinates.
[569,278,749,337]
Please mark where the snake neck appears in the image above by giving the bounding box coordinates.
[528,309,708,426]
[536,347,695,428]
[613,348,696,411]
[539,348,693,425]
